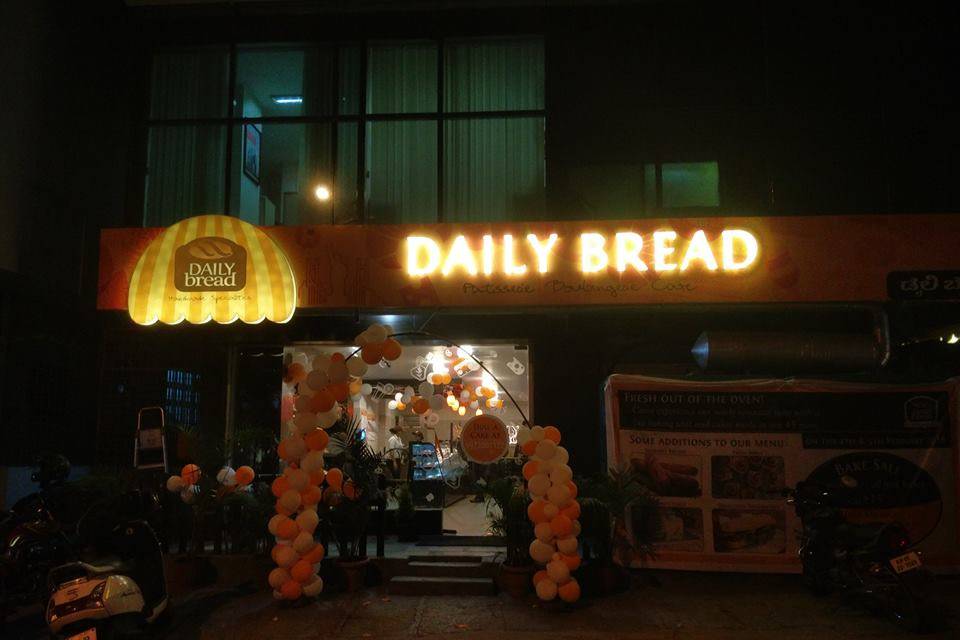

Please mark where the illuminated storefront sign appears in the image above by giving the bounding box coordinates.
[405,229,759,277]
[127,215,296,325]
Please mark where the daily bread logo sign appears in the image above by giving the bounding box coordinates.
[128,215,295,325]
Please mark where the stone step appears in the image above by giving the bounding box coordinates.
[406,554,488,564]
[405,560,489,578]
[387,575,497,597]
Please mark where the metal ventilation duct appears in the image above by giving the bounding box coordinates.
[691,331,881,373]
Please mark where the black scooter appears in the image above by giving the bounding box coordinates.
[785,480,942,632]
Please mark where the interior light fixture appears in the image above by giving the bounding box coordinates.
[948,334,959,345]
[314,184,331,201]
[271,95,303,105]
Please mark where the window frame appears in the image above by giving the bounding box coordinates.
[144,36,546,226]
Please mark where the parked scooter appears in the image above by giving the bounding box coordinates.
[0,454,75,620]
[46,491,168,639]
[785,480,942,632]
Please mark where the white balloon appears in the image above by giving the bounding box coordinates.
[554,446,569,466]
[317,406,340,429]
[282,435,307,460]
[418,381,434,396]
[311,354,331,372]
[361,383,373,396]
[557,536,578,555]
[528,473,550,496]
[529,539,555,564]
[295,509,319,534]
[180,487,196,504]
[279,489,302,513]
[293,531,315,554]
[429,395,446,411]
[517,426,532,445]
[347,358,368,377]
[534,522,555,543]
[301,450,325,473]
[425,412,440,425]
[166,475,184,493]
[302,575,324,597]
[546,559,571,585]
[293,352,309,368]
[268,568,291,590]
[535,578,558,601]
[549,464,573,485]
[382,383,395,395]
[401,391,413,404]
[530,425,545,442]
[306,370,328,391]
[286,468,310,492]
[216,466,237,486]
[366,324,388,343]
[535,439,557,460]
[546,484,571,507]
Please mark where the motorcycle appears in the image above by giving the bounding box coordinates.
[46,491,168,639]
[0,454,75,621]
[785,480,942,632]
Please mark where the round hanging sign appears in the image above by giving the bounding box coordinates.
[460,414,509,464]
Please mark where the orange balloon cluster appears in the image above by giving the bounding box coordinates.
[166,462,256,505]
[355,324,402,365]
[522,425,581,603]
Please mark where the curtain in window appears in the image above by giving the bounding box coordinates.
[366,41,438,113]
[144,126,226,227]
[444,117,544,222]
[444,37,544,112]
[150,49,228,119]
[365,121,437,223]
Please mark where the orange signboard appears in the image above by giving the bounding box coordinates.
[461,414,509,464]
[98,213,960,316]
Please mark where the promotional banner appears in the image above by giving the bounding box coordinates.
[604,375,960,573]
[99,213,960,319]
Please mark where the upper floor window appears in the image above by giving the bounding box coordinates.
[143,37,545,228]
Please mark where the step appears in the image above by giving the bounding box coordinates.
[406,554,488,564]
[405,560,489,578]
[387,575,497,597]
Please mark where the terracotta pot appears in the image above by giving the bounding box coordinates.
[497,563,533,598]
[338,557,371,592]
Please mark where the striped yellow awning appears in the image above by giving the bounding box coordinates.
[128,215,296,325]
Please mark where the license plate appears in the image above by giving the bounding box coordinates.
[68,629,97,640]
[891,551,922,574]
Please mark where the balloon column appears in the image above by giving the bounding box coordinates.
[521,426,582,604]
[273,324,403,601]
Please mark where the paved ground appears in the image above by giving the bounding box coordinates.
[180,571,959,640]
[7,571,957,639]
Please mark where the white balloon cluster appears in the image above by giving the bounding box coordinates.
[519,425,582,603]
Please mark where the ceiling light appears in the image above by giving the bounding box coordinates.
[271,95,303,105]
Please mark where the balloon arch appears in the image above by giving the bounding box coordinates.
[269,325,582,603]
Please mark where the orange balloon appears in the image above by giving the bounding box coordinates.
[181,464,201,485]
[303,543,325,564]
[533,569,549,585]
[277,441,288,460]
[361,343,383,365]
[413,398,429,414]
[301,485,322,506]
[271,476,290,498]
[381,338,402,361]
[304,429,330,452]
[286,363,307,383]
[566,481,578,500]
[270,544,283,564]
[558,578,580,603]
[527,500,549,524]
[309,469,326,486]
[329,383,349,403]
[522,460,539,480]
[330,352,345,363]
[277,518,299,540]
[275,502,293,516]
[280,579,302,600]
[543,426,561,444]
[235,466,255,486]
[310,390,335,413]
[290,559,313,583]
[342,480,358,500]
[441,373,452,384]
[561,500,581,521]
[325,468,343,491]
[550,514,573,537]
[560,554,581,571]
[521,440,537,456]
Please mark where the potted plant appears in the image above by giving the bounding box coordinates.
[480,475,534,597]
[318,415,384,592]
[393,483,418,542]
[578,465,659,595]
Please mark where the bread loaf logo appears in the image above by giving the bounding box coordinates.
[174,237,247,292]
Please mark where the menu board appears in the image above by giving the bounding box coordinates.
[604,375,960,573]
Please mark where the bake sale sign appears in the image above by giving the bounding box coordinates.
[604,375,960,573]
